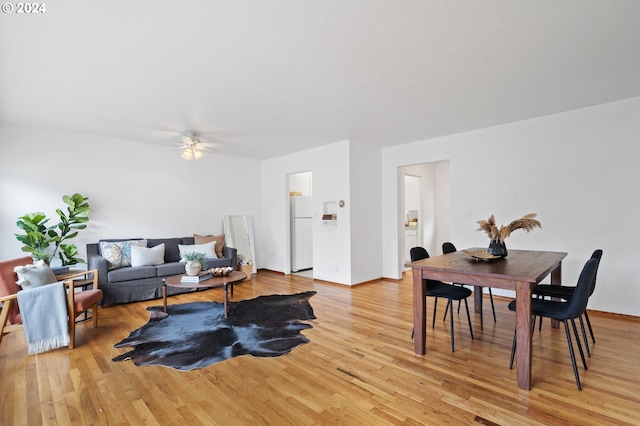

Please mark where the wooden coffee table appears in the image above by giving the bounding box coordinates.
[162,271,247,318]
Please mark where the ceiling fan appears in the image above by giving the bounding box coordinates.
[177,131,226,161]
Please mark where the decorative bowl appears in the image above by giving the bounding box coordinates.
[208,267,234,277]
[462,248,502,261]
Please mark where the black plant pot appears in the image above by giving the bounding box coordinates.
[488,240,508,258]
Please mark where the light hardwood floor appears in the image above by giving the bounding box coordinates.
[1,270,639,425]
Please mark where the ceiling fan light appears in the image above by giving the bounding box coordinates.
[181,148,193,160]
[180,146,204,161]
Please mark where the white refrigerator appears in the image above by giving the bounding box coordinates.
[291,196,313,272]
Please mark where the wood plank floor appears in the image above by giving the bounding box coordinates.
[1,270,639,425]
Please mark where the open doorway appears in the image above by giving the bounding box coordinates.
[404,174,422,263]
[398,161,450,268]
[288,171,313,276]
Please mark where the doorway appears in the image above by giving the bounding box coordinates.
[398,161,450,268]
[404,174,422,262]
[288,171,313,275]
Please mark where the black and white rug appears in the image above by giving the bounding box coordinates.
[113,291,317,370]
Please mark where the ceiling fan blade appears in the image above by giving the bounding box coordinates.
[198,137,226,148]
[201,142,226,150]
[181,135,195,144]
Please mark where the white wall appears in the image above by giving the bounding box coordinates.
[383,96,640,316]
[434,161,451,252]
[349,140,382,284]
[0,125,262,265]
[261,140,354,284]
[261,139,382,285]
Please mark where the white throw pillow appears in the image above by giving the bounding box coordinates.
[131,243,165,267]
[178,241,217,261]
[14,260,58,290]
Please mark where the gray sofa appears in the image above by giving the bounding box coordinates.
[87,237,237,307]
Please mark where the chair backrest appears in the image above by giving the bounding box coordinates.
[589,249,603,297]
[561,258,599,320]
[410,246,429,262]
[0,256,33,324]
[442,242,456,254]
[410,247,446,289]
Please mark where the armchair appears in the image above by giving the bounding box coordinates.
[0,257,103,350]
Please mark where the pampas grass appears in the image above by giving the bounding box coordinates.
[477,213,541,243]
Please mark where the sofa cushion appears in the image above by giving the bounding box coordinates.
[107,266,157,283]
[147,238,183,263]
[178,241,217,260]
[131,243,165,267]
[203,258,232,269]
[99,239,148,270]
[155,262,186,277]
[194,234,226,258]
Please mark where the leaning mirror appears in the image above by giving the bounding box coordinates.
[223,215,257,273]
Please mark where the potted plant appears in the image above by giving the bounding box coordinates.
[15,193,90,267]
[476,213,541,257]
[182,252,206,276]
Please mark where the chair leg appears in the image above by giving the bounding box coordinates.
[529,315,538,339]
[69,312,75,350]
[571,319,588,370]
[578,315,590,357]
[488,288,496,322]
[0,298,15,347]
[92,303,99,328]
[584,311,596,344]
[432,297,438,329]
[509,330,516,369]
[443,298,450,321]
[536,295,545,332]
[443,292,462,320]
[463,298,474,341]
[563,320,582,391]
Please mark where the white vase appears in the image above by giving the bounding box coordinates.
[185,261,202,276]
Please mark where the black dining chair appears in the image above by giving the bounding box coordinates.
[508,257,599,391]
[532,249,603,357]
[442,242,496,331]
[410,246,474,352]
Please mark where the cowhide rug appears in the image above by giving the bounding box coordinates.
[112,291,316,370]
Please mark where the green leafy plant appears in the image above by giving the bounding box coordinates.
[182,252,206,267]
[15,193,90,266]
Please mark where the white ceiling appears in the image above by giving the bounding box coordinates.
[2,1,639,159]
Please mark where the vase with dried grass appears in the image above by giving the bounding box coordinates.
[476,213,542,257]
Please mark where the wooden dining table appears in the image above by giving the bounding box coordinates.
[405,248,567,390]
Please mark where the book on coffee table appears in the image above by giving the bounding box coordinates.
[181,272,213,283]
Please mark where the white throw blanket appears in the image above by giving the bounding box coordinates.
[17,282,70,354]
